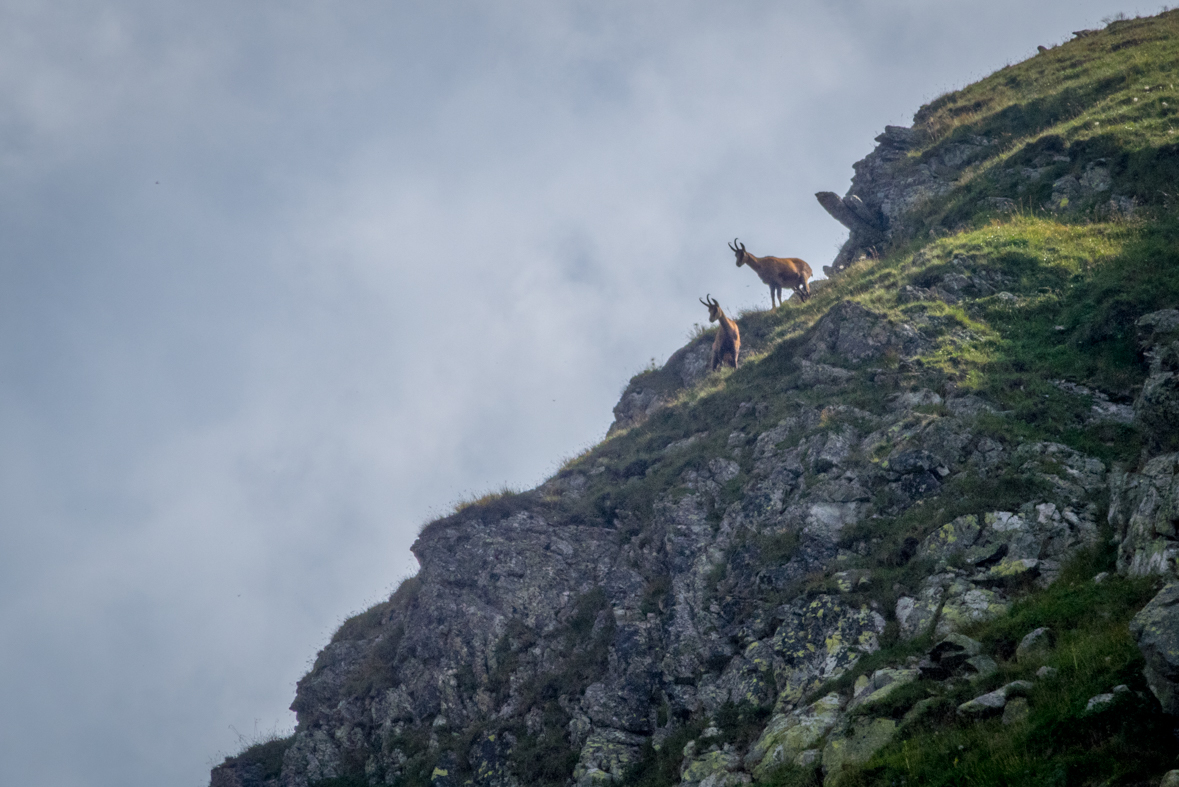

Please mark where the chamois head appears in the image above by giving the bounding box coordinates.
[728,238,750,267]
[699,294,722,322]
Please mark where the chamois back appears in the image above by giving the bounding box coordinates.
[728,238,812,308]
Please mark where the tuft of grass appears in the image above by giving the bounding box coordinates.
[450,485,522,516]
[220,725,294,781]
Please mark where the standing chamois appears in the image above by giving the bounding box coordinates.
[700,294,740,370]
[729,238,812,308]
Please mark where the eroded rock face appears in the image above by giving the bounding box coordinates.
[1131,583,1179,714]
[220,271,1123,787]
[747,693,844,779]
[252,366,1115,787]
[801,302,930,365]
[771,597,886,707]
[1135,310,1179,450]
[1112,455,1179,577]
[816,124,999,273]
[1106,310,1179,579]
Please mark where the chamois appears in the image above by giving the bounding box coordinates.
[728,238,812,308]
[700,294,740,370]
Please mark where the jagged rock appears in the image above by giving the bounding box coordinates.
[818,122,997,271]
[821,718,897,784]
[896,587,941,640]
[801,302,930,365]
[965,655,999,682]
[1037,666,1059,680]
[1016,628,1055,663]
[919,514,983,567]
[958,681,1033,718]
[936,579,1010,636]
[897,284,938,304]
[832,569,871,592]
[433,751,461,787]
[900,697,942,727]
[1053,380,1134,425]
[607,337,715,434]
[747,693,844,779]
[798,360,854,387]
[1133,309,1179,449]
[1161,770,1179,787]
[928,634,982,671]
[1084,686,1129,714]
[610,386,670,435]
[886,389,943,411]
[471,731,520,787]
[771,596,886,706]
[1056,381,1136,424]
[945,395,1000,418]
[847,668,919,711]
[681,747,749,787]
[977,557,1041,587]
[1110,454,1179,577]
[815,192,886,241]
[957,688,1008,717]
[1047,175,1081,211]
[573,728,646,786]
[1001,697,1030,725]
[705,651,776,712]
[280,728,346,786]
[1130,583,1179,714]
[1016,441,1106,488]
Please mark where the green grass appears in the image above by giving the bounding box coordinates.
[219,734,293,781]
[908,11,1179,234]
[829,548,1172,787]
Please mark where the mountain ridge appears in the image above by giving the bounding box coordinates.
[212,11,1179,787]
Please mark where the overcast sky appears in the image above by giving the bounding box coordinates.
[0,2,1160,785]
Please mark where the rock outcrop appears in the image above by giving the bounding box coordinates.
[1131,583,1179,715]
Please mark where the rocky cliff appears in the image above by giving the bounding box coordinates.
[213,12,1179,787]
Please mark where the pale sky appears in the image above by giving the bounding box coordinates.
[0,2,1155,785]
